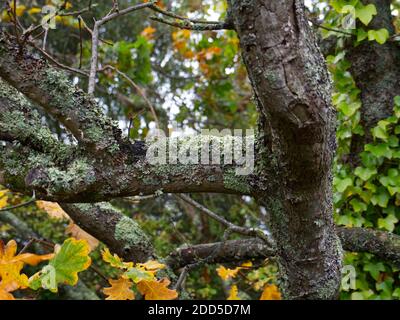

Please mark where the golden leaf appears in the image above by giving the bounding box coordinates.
[65,222,99,251]
[141,26,156,40]
[0,189,9,209]
[136,260,165,271]
[260,284,282,300]
[216,265,240,281]
[102,248,133,269]
[0,286,15,300]
[103,277,135,300]
[36,201,69,220]
[0,240,53,292]
[137,278,178,300]
[227,285,241,300]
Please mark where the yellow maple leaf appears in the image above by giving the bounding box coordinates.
[65,222,99,251]
[227,285,241,300]
[103,277,135,300]
[137,278,178,300]
[260,284,282,300]
[0,240,53,292]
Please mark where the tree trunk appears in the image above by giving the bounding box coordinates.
[229,0,342,299]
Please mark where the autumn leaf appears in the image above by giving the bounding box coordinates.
[66,222,99,251]
[0,240,53,293]
[36,201,69,220]
[137,278,178,300]
[260,284,282,300]
[103,277,135,300]
[0,189,9,209]
[137,260,166,271]
[123,267,155,283]
[227,285,240,300]
[141,26,156,40]
[29,238,91,292]
[0,286,15,300]
[102,248,133,269]
[216,265,241,281]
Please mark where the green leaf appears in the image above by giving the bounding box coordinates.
[356,4,377,26]
[364,262,385,281]
[368,29,390,44]
[29,238,91,293]
[354,167,377,181]
[334,177,353,193]
[378,214,398,232]
[123,267,154,283]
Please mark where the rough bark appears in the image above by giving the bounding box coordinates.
[168,227,400,269]
[347,0,400,160]
[228,0,342,299]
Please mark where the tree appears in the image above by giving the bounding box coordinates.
[0,0,400,300]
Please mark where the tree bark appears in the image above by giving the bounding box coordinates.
[229,0,342,299]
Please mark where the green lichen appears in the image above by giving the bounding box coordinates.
[114,215,152,254]
[223,168,251,194]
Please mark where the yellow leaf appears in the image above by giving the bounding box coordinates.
[227,285,241,300]
[65,222,99,251]
[216,265,240,281]
[137,278,178,300]
[36,201,69,219]
[141,26,156,40]
[15,5,26,17]
[0,286,15,300]
[136,260,165,271]
[0,240,53,291]
[101,248,133,269]
[260,284,282,300]
[103,277,135,300]
[28,7,42,15]
[0,189,9,209]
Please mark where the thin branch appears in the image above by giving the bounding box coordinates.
[0,191,36,212]
[176,194,271,244]
[87,2,155,94]
[150,16,231,31]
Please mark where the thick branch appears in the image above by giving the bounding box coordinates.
[0,33,122,155]
[168,227,400,269]
[61,203,154,262]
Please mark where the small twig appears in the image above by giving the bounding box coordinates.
[150,16,231,31]
[308,18,354,36]
[0,190,36,212]
[176,194,271,244]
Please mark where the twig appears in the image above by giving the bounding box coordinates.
[100,65,160,126]
[0,190,36,212]
[176,194,271,244]
[87,1,155,94]
[150,16,231,31]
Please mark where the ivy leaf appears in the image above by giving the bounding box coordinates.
[103,277,135,300]
[260,284,282,300]
[355,167,377,181]
[378,214,398,232]
[368,29,390,44]
[29,238,91,292]
[137,278,178,300]
[356,4,377,26]
[334,177,353,193]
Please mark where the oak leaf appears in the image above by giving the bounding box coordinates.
[227,285,240,300]
[102,248,133,269]
[0,240,53,292]
[137,278,178,300]
[29,238,91,292]
[103,277,135,300]
[260,284,282,300]
[66,222,99,251]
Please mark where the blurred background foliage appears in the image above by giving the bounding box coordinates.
[0,0,400,300]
